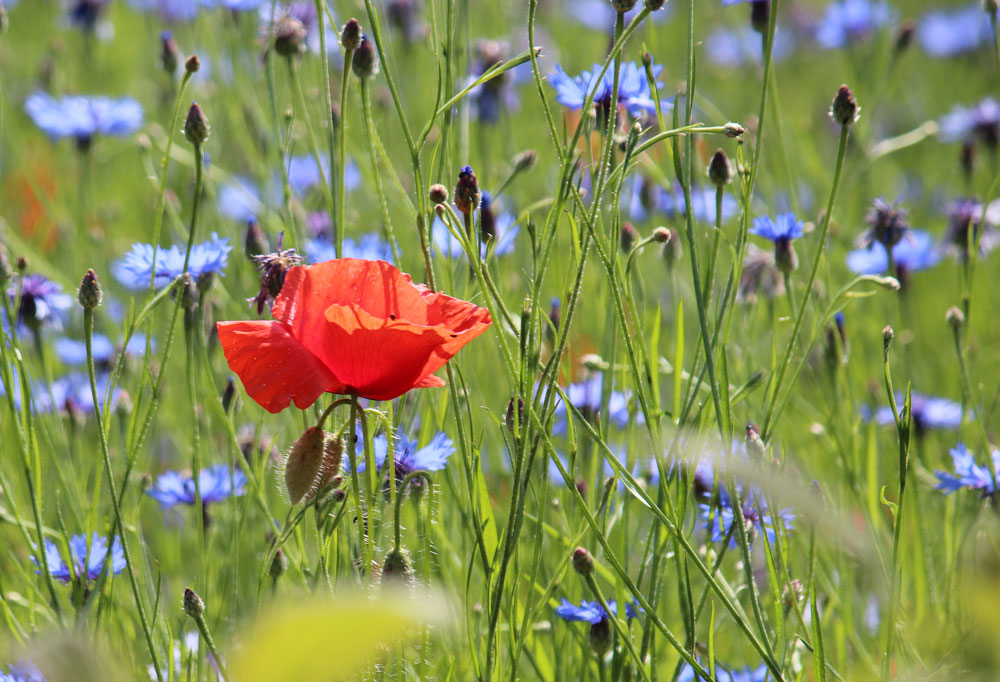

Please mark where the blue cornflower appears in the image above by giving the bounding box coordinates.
[549,61,671,119]
[146,464,248,509]
[465,41,528,124]
[816,0,892,49]
[678,661,770,682]
[306,234,395,264]
[918,4,996,58]
[8,274,73,331]
[218,178,263,222]
[944,197,1000,261]
[353,431,455,477]
[55,333,151,367]
[554,598,639,624]
[25,92,143,143]
[705,26,795,67]
[127,0,202,21]
[629,178,739,224]
[0,662,46,682]
[871,392,964,432]
[700,487,793,548]
[68,0,111,31]
[112,232,232,290]
[749,213,804,242]
[32,532,126,584]
[935,443,1000,496]
[552,373,642,435]
[939,98,1000,148]
[845,230,941,275]
[35,371,122,414]
[286,155,326,195]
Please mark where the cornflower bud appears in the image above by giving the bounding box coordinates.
[611,0,637,11]
[182,587,204,619]
[274,16,307,57]
[429,183,449,205]
[620,221,638,253]
[652,226,671,243]
[513,149,538,172]
[572,547,594,576]
[78,269,102,310]
[183,101,209,145]
[352,35,379,79]
[245,219,269,259]
[185,54,200,74]
[830,85,860,126]
[341,18,362,51]
[454,165,481,215]
[160,31,179,75]
[708,149,732,187]
[946,306,964,329]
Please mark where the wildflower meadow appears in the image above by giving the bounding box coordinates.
[2,0,1000,680]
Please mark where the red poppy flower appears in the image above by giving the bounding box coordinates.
[217,258,492,413]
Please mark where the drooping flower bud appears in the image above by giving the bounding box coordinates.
[314,436,345,493]
[340,18,362,51]
[830,85,860,127]
[182,587,204,619]
[454,165,481,215]
[708,149,732,187]
[652,226,671,243]
[183,101,210,145]
[381,547,414,586]
[160,31,180,75]
[78,268,102,310]
[274,16,307,57]
[429,183,449,205]
[284,426,329,505]
[572,547,594,576]
[352,35,379,79]
[513,149,538,172]
[179,274,198,311]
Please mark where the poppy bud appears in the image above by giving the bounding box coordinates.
[160,31,179,75]
[707,149,732,187]
[946,305,964,330]
[830,85,859,127]
[454,165,481,215]
[245,219,269,259]
[183,101,210,146]
[352,35,379,79]
[620,222,638,253]
[750,0,770,33]
[185,54,200,74]
[513,149,538,172]
[381,547,414,585]
[314,436,345,493]
[572,547,593,576]
[745,422,765,460]
[774,238,797,274]
[221,376,237,413]
[429,183,449,204]
[269,548,288,581]
[611,0,637,11]
[274,16,307,57]
[78,268,102,310]
[341,18,362,51]
[652,226,671,243]
[723,121,745,138]
[284,426,330,505]
[182,587,205,619]
[589,618,613,655]
[882,325,894,353]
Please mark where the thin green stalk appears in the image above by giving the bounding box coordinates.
[286,55,329,247]
[360,79,401,263]
[336,48,354,257]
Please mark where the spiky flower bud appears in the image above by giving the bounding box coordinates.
[185,55,200,74]
[830,85,860,126]
[572,547,594,576]
[708,149,732,187]
[182,587,204,619]
[284,426,328,505]
[513,149,538,172]
[78,268,103,310]
[620,221,638,253]
[352,35,379,79]
[429,183,449,205]
[652,226,671,243]
[381,547,414,585]
[274,16,307,56]
[183,101,210,145]
[340,18,362,51]
[454,165,481,215]
[245,220,269,260]
[946,305,965,329]
[160,31,180,75]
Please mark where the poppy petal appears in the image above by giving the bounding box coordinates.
[317,303,456,400]
[217,320,344,413]
[413,374,446,389]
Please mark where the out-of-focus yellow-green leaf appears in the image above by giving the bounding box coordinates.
[230,588,452,682]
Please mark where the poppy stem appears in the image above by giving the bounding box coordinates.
[394,471,431,552]
[347,396,373,577]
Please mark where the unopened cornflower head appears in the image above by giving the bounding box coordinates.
[352,34,379,78]
[721,0,772,34]
[274,15,308,56]
[183,101,210,145]
[830,84,860,125]
[454,164,481,215]
[861,197,910,249]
